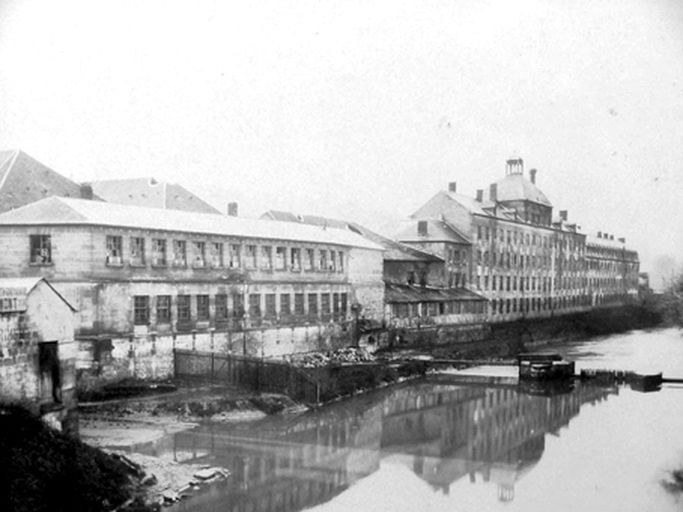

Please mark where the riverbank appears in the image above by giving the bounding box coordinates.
[79,383,305,508]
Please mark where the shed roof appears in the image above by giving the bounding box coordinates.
[0,197,383,250]
[395,218,471,245]
[385,282,487,303]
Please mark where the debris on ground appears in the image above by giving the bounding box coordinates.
[289,347,374,367]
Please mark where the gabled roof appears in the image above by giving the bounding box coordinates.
[0,197,383,250]
[88,177,220,214]
[395,218,471,245]
[0,150,100,213]
[261,210,440,262]
[0,277,76,312]
[385,282,487,303]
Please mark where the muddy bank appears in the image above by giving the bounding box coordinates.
[79,384,305,508]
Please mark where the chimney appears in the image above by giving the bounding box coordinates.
[79,183,93,200]
[448,181,457,193]
[476,189,483,202]
[597,231,602,238]
[489,183,497,202]
[529,168,537,184]
[417,220,428,236]
[227,202,238,216]
[618,237,625,243]
[505,157,524,176]
[559,210,568,221]
[610,235,614,240]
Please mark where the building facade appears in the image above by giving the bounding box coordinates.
[0,197,384,363]
[399,158,639,322]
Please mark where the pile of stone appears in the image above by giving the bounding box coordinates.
[293,347,374,368]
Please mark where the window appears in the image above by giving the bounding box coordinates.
[215,294,228,320]
[29,234,52,265]
[265,294,276,318]
[246,245,257,269]
[305,249,315,271]
[192,241,206,267]
[105,235,122,265]
[294,293,305,316]
[173,240,187,267]
[318,250,327,271]
[177,295,191,322]
[321,293,331,317]
[229,244,241,268]
[210,242,223,268]
[275,246,287,270]
[308,294,318,317]
[133,295,149,325]
[152,239,167,266]
[290,248,301,271]
[130,237,145,266]
[280,294,291,316]
[333,293,340,316]
[197,295,210,320]
[341,293,348,316]
[249,294,261,318]
[232,293,244,318]
[156,295,171,323]
[260,246,273,269]
[329,251,336,272]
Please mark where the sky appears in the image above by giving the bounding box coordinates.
[0,0,682,284]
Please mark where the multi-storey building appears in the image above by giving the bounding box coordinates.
[397,158,639,322]
[262,211,488,329]
[0,196,384,358]
[585,231,640,306]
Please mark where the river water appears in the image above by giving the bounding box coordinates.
[159,327,683,512]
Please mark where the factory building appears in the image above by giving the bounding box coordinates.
[397,158,639,322]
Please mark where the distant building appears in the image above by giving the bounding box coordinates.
[0,149,98,213]
[0,277,77,431]
[88,177,221,214]
[399,158,639,322]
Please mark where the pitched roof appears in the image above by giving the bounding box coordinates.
[261,210,440,261]
[0,277,76,311]
[395,218,471,245]
[0,150,99,213]
[492,173,552,207]
[0,197,383,250]
[88,177,220,214]
[385,282,487,303]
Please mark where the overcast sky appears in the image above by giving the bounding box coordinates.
[0,0,682,280]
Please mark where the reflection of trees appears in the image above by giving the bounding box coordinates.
[171,381,615,511]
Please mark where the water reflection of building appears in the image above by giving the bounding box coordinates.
[166,381,616,512]
[381,381,616,501]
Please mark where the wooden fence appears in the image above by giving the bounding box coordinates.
[173,349,321,405]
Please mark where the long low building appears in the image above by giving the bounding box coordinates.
[0,196,385,357]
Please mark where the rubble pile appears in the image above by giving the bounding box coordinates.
[291,347,374,367]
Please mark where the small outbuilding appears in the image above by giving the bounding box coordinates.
[0,277,77,431]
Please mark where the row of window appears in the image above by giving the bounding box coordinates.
[390,300,486,318]
[490,294,591,315]
[476,225,582,251]
[104,234,346,272]
[475,274,587,293]
[133,292,350,326]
